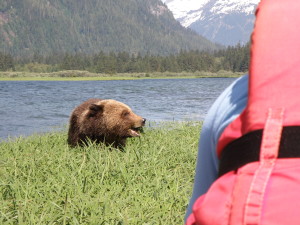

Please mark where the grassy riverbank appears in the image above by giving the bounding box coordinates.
[0,122,201,224]
[0,70,243,81]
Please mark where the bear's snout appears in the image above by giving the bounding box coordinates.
[128,117,146,137]
[135,117,146,128]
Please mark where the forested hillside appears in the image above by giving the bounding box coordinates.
[0,0,218,57]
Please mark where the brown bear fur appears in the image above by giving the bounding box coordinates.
[68,98,146,148]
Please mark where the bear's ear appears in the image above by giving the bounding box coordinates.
[88,103,104,117]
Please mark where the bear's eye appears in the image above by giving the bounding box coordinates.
[122,111,130,117]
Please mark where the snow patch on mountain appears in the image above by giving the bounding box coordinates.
[162,0,209,27]
[211,0,259,15]
[162,0,260,45]
[163,0,259,27]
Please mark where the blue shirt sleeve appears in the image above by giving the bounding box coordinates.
[185,74,249,221]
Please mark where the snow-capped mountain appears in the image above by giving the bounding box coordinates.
[162,0,260,46]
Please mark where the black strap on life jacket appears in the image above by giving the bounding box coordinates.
[218,126,300,177]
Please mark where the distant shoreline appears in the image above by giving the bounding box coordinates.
[0,70,243,81]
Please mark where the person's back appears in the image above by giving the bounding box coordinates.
[186,0,300,224]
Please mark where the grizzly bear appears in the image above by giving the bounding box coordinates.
[68,98,146,148]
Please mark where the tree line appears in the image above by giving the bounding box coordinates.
[0,43,250,74]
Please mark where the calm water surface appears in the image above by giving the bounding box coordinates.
[0,78,237,140]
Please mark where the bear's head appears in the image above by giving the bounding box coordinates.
[86,99,146,139]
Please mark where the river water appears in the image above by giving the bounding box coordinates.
[0,78,237,140]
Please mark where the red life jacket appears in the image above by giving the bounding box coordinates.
[186,0,300,224]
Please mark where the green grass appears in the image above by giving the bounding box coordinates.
[0,122,201,224]
[0,70,243,81]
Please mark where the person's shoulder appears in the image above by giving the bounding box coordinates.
[207,74,248,120]
[221,74,248,102]
[204,74,249,141]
